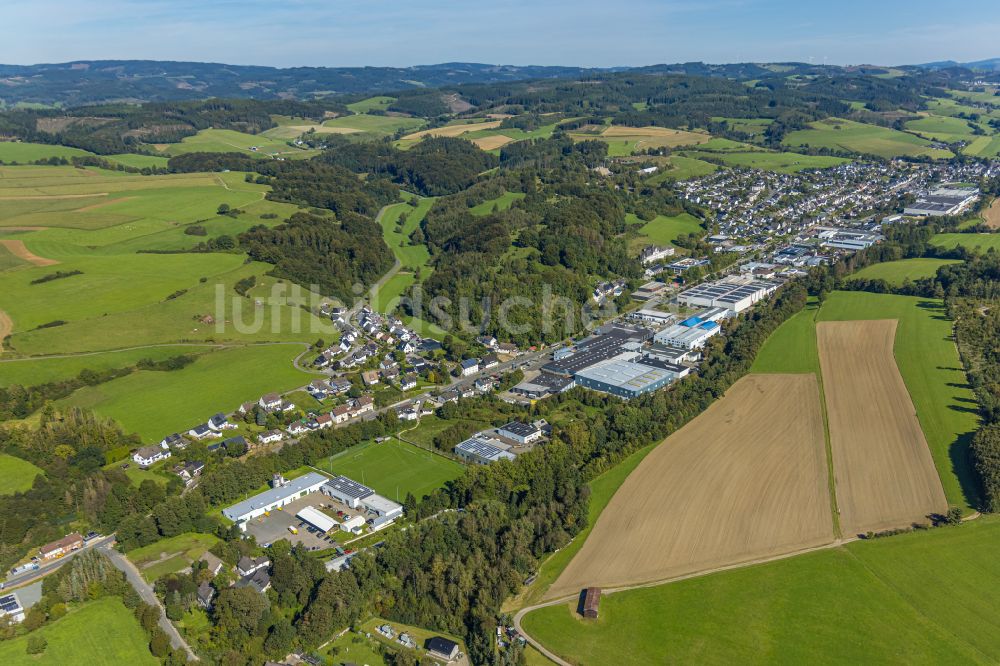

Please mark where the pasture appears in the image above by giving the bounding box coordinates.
[849,257,960,284]
[470,191,524,216]
[323,114,424,136]
[346,96,395,114]
[57,344,314,440]
[646,155,717,183]
[931,233,1000,252]
[962,135,1000,158]
[313,437,464,501]
[523,516,1000,665]
[818,320,947,535]
[0,597,157,665]
[0,453,44,495]
[154,128,315,158]
[379,197,434,270]
[105,153,171,169]
[627,212,703,249]
[905,115,984,143]
[400,120,501,142]
[783,118,953,158]
[680,149,850,173]
[571,126,710,156]
[0,141,92,163]
[547,374,833,598]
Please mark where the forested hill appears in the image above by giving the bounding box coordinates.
[1,59,982,107]
[0,60,626,106]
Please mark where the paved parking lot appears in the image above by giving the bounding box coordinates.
[243,494,345,551]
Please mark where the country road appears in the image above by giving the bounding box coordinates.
[99,543,199,661]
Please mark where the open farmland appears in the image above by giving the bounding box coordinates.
[0,140,93,163]
[679,149,849,173]
[984,198,1000,229]
[314,437,464,501]
[819,320,947,535]
[323,114,425,136]
[849,257,961,284]
[571,126,710,156]
[523,516,1000,665]
[547,374,833,599]
[627,211,703,250]
[931,233,1000,252]
[783,118,953,158]
[154,128,316,158]
[0,453,44,495]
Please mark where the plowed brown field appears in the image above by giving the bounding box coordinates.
[547,373,833,598]
[0,240,57,266]
[818,320,947,536]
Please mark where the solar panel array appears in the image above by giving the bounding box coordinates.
[0,594,21,613]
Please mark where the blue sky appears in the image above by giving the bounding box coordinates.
[3,0,998,68]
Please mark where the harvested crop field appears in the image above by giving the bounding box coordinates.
[818,320,946,536]
[984,198,1000,229]
[0,310,10,352]
[547,374,833,599]
[473,134,514,150]
[0,239,57,266]
[401,120,501,140]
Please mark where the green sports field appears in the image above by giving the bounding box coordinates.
[313,437,464,501]
[849,257,961,285]
[57,344,315,440]
[783,118,953,159]
[523,516,1000,665]
[627,212,703,250]
[752,290,980,512]
[0,453,44,495]
[0,597,157,665]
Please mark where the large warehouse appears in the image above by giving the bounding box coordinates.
[677,277,779,313]
[574,359,678,399]
[321,475,375,509]
[903,186,979,217]
[654,316,721,349]
[454,435,516,465]
[222,472,329,528]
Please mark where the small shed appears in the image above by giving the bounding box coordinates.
[582,587,601,619]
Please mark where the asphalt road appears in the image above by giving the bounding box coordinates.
[3,535,115,590]
[99,543,199,662]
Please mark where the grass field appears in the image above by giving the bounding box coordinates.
[128,532,220,581]
[0,597,156,665]
[0,345,219,387]
[849,257,960,284]
[570,126,710,156]
[962,135,1000,158]
[931,233,1000,252]
[523,516,1000,665]
[155,128,315,159]
[0,453,43,495]
[0,141,92,163]
[627,212,703,250]
[754,291,979,512]
[379,198,435,270]
[313,437,464,501]
[323,114,425,136]
[783,118,953,158]
[645,155,718,183]
[905,115,984,144]
[58,344,314,440]
[470,191,525,216]
[346,96,395,114]
[106,154,171,169]
[679,149,850,173]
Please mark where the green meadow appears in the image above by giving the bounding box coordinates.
[470,191,525,216]
[931,233,1000,252]
[523,516,1000,665]
[57,344,315,441]
[379,198,435,271]
[849,257,961,284]
[784,118,953,158]
[0,345,219,387]
[0,597,157,665]
[680,149,850,173]
[627,212,703,250]
[752,290,979,512]
[646,155,718,183]
[322,114,425,136]
[128,532,220,582]
[905,115,985,143]
[0,453,44,495]
[0,141,92,163]
[313,437,464,501]
[346,96,395,113]
[154,128,316,158]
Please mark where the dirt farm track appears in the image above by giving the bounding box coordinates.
[547,374,834,598]
[818,320,946,536]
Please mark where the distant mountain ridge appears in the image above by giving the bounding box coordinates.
[913,57,1000,72]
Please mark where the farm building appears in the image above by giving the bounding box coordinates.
[582,587,601,619]
[322,475,375,509]
[455,435,516,465]
[221,472,329,528]
[296,506,338,533]
[677,277,779,313]
[574,359,677,399]
[654,316,721,349]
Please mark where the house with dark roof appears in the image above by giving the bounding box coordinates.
[196,581,215,609]
[236,555,270,577]
[426,636,460,661]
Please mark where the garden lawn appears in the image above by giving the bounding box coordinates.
[523,517,1000,665]
[0,453,43,495]
[314,437,463,501]
[57,344,314,441]
[0,597,157,665]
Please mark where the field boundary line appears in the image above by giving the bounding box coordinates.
[812,304,843,538]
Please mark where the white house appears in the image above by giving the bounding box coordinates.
[258,429,284,445]
[133,446,171,468]
[460,358,479,376]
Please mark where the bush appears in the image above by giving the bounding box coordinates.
[26,635,47,655]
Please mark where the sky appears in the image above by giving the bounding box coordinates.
[3,0,999,69]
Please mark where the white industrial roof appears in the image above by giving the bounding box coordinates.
[296,506,338,533]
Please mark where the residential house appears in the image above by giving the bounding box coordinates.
[258,429,283,445]
[236,555,270,577]
[481,354,499,370]
[315,413,334,429]
[0,593,25,624]
[399,374,417,391]
[259,393,283,411]
[327,378,352,394]
[200,552,225,576]
[460,358,479,376]
[307,379,330,399]
[196,582,215,610]
[133,446,171,468]
[188,424,216,440]
[361,370,380,387]
[351,396,375,416]
[237,569,271,594]
[208,413,235,431]
[331,405,352,424]
[427,637,461,662]
[477,335,498,349]
[159,433,184,450]
[39,533,84,560]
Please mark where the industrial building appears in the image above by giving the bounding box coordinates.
[497,421,543,445]
[653,316,721,349]
[903,186,979,217]
[0,593,24,624]
[677,277,779,313]
[296,506,338,533]
[510,372,576,400]
[542,326,650,377]
[630,308,675,326]
[222,472,329,528]
[573,359,678,399]
[454,435,516,464]
[321,475,375,509]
